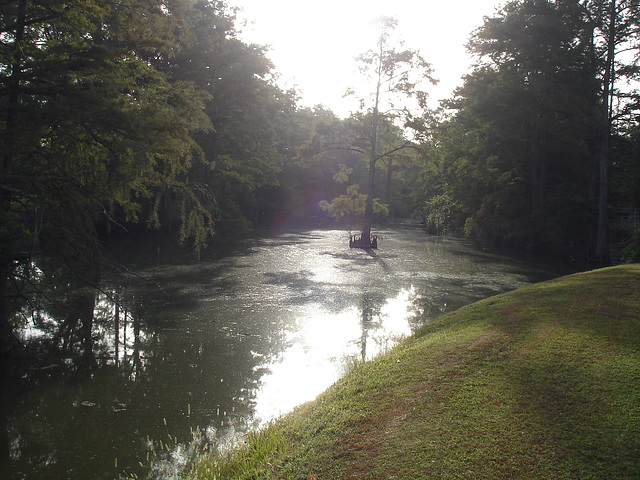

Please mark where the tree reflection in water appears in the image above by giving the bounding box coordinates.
[250,287,417,425]
[3,274,266,480]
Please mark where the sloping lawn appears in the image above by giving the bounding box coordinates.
[187,264,640,479]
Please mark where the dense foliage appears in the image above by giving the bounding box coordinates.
[418,0,640,260]
[0,0,301,355]
[1,0,640,358]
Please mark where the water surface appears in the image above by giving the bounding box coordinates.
[4,225,565,479]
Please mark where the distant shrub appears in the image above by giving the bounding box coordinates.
[626,229,640,263]
[422,194,459,235]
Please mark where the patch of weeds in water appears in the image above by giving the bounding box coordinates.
[186,425,288,480]
[183,353,387,480]
[119,426,212,480]
[119,403,251,480]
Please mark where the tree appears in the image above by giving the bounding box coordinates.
[586,0,640,261]
[317,17,435,247]
[319,184,389,224]
[146,0,298,232]
[272,106,345,227]
[0,0,214,356]
[353,17,435,247]
[425,0,640,260]
[427,0,603,253]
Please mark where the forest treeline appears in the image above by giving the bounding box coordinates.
[1,0,640,356]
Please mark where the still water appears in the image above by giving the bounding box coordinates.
[5,224,566,479]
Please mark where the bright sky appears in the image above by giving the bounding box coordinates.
[228,0,504,117]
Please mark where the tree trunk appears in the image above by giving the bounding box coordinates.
[0,264,10,357]
[587,139,599,253]
[0,352,9,469]
[79,290,96,367]
[385,158,394,207]
[531,114,542,215]
[595,125,610,261]
[361,153,376,246]
[114,299,120,366]
[361,52,383,248]
[594,0,616,263]
[0,0,27,357]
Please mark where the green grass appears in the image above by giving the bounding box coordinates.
[185,264,640,479]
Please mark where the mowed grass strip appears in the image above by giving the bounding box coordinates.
[187,264,640,480]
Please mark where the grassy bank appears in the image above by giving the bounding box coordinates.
[187,264,640,479]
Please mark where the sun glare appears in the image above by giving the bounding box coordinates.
[251,287,418,424]
[230,0,500,116]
